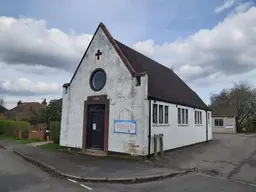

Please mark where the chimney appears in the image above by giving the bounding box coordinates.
[17,100,22,106]
[42,99,47,106]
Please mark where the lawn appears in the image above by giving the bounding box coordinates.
[39,143,61,150]
[0,135,16,141]
[19,138,42,144]
[0,135,42,144]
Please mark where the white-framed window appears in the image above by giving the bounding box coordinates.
[153,104,158,124]
[152,103,169,125]
[207,112,210,125]
[215,119,223,126]
[159,105,163,124]
[178,107,188,125]
[64,87,68,94]
[164,106,169,124]
[195,110,202,124]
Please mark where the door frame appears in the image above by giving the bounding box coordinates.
[82,95,109,153]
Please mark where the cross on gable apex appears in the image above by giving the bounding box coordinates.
[95,49,102,60]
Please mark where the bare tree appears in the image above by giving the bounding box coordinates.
[0,98,4,107]
[210,81,256,132]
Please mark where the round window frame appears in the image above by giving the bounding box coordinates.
[89,68,107,91]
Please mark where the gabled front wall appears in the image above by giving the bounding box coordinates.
[212,116,236,134]
[60,27,148,155]
[149,100,211,153]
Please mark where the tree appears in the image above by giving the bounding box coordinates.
[210,82,256,132]
[39,99,62,124]
[0,98,4,107]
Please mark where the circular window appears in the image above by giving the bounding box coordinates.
[90,68,106,91]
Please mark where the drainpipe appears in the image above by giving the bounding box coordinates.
[147,99,152,159]
[205,110,208,142]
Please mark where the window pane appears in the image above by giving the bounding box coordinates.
[197,111,200,125]
[178,108,181,124]
[185,109,188,124]
[215,119,223,126]
[164,106,168,124]
[199,112,202,124]
[153,104,157,123]
[159,105,163,123]
[182,109,185,124]
[91,70,106,91]
[195,111,197,124]
[214,119,218,126]
[219,119,223,126]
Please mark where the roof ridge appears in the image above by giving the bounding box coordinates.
[98,23,137,75]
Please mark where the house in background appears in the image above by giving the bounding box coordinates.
[0,105,8,120]
[60,23,212,157]
[7,100,47,122]
[212,108,237,134]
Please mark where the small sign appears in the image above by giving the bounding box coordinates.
[225,125,233,129]
[93,123,96,130]
[93,97,99,100]
[114,120,136,135]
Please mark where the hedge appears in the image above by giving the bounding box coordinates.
[0,120,30,138]
[50,121,60,144]
[245,116,256,133]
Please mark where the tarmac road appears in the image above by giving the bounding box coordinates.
[1,147,256,192]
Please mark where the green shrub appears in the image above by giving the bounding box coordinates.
[0,120,30,138]
[245,116,256,133]
[50,121,60,144]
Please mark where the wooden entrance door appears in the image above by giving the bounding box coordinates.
[87,104,105,150]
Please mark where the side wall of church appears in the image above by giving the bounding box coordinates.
[149,100,212,154]
[60,27,149,155]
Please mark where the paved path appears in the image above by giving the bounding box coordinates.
[1,147,256,192]
[0,148,88,192]
[0,140,178,179]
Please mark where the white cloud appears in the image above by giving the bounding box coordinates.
[133,7,256,86]
[0,78,61,95]
[215,0,236,13]
[0,17,92,71]
[1,6,256,107]
[132,40,156,58]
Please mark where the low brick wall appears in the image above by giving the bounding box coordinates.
[18,123,48,140]
[29,129,45,140]
[0,113,4,120]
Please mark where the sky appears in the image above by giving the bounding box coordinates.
[0,0,256,109]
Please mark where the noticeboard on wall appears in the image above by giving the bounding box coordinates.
[114,120,136,135]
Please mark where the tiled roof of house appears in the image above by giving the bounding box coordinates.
[211,107,237,117]
[63,23,209,110]
[8,102,45,121]
[0,105,8,113]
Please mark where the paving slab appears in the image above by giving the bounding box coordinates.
[0,140,179,181]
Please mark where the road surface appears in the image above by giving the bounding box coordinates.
[0,148,255,192]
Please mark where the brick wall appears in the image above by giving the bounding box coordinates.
[0,113,4,120]
[29,129,45,140]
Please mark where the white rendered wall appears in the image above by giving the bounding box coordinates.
[60,27,148,155]
[149,100,209,154]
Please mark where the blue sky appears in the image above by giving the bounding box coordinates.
[0,0,234,42]
[0,0,255,108]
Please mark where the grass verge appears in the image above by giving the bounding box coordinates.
[39,143,61,150]
[0,135,42,144]
[19,139,42,144]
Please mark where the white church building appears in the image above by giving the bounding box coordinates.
[60,23,212,157]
